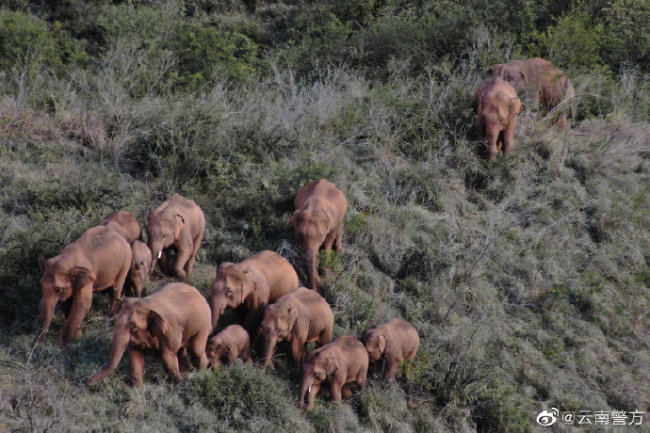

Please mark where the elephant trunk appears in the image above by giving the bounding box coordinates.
[298,374,315,408]
[37,293,57,342]
[86,326,130,385]
[263,334,277,369]
[148,240,163,274]
[210,297,226,332]
[307,248,319,290]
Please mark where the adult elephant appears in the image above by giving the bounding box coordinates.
[86,282,211,387]
[147,193,205,280]
[491,57,574,126]
[290,179,347,290]
[100,210,141,243]
[210,250,299,335]
[472,77,522,160]
[37,226,132,347]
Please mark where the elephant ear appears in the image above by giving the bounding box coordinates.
[289,211,299,228]
[325,355,339,376]
[378,334,387,355]
[509,97,522,116]
[70,266,94,291]
[286,306,300,333]
[147,310,168,336]
[173,214,185,239]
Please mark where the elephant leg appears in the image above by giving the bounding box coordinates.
[330,379,343,402]
[128,348,145,387]
[160,348,182,382]
[189,332,209,370]
[59,287,92,348]
[306,382,321,409]
[111,262,130,316]
[386,359,400,382]
[503,121,516,155]
[341,383,353,399]
[227,350,238,365]
[319,326,332,345]
[178,348,190,373]
[172,245,190,280]
[242,341,252,364]
[290,337,306,367]
[61,298,82,339]
[185,232,202,276]
[333,224,344,254]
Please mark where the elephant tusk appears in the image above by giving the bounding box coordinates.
[157,250,162,259]
[308,384,312,394]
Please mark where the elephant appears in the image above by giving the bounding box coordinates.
[491,57,574,126]
[86,282,211,387]
[206,324,252,369]
[472,77,522,160]
[261,287,333,369]
[126,241,151,297]
[37,226,132,348]
[298,335,368,410]
[290,179,347,290]
[147,193,205,280]
[210,250,299,336]
[100,210,141,243]
[363,318,420,382]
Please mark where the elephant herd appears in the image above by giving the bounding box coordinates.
[473,57,575,160]
[36,179,420,409]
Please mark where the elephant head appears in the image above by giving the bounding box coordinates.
[363,330,387,363]
[206,336,227,369]
[299,350,338,409]
[37,256,94,344]
[261,302,298,368]
[86,298,167,385]
[147,210,184,272]
[290,209,329,290]
[209,263,259,331]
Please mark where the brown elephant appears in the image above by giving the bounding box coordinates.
[299,335,368,410]
[472,77,522,160]
[86,282,211,387]
[364,318,420,382]
[491,57,574,126]
[206,324,252,369]
[261,287,333,369]
[210,250,299,335]
[290,179,347,290]
[37,226,132,347]
[100,210,141,243]
[147,193,205,280]
[126,241,151,297]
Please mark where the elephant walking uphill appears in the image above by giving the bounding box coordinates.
[261,287,334,369]
[491,57,575,126]
[364,318,420,382]
[290,179,347,290]
[299,335,368,410]
[472,77,522,160]
[37,226,132,348]
[100,210,141,243]
[86,282,211,387]
[210,250,299,335]
[147,193,205,280]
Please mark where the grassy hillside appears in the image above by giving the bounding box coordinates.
[0,1,648,432]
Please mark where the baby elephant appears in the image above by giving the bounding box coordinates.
[261,287,333,369]
[207,324,252,369]
[86,282,211,387]
[126,240,151,297]
[364,318,419,382]
[299,335,368,410]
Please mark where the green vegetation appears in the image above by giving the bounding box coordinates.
[0,1,648,431]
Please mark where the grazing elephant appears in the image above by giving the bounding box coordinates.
[364,318,420,382]
[299,335,368,410]
[290,179,347,290]
[472,77,522,160]
[147,193,205,280]
[100,210,141,243]
[210,250,299,335]
[261,287,333,369]
[86,282,211,387]
[207,324,252,369]
[491,57,574,126]
[126,241,151,297]
[37,226,132,348]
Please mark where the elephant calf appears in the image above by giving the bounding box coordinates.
[86,282,211,387]
[126,240,151,297]
[207,324,252,369]
[472,77,522,160]
[364,318,420,382]
[261,287,333,369]
[299,335,368,410]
